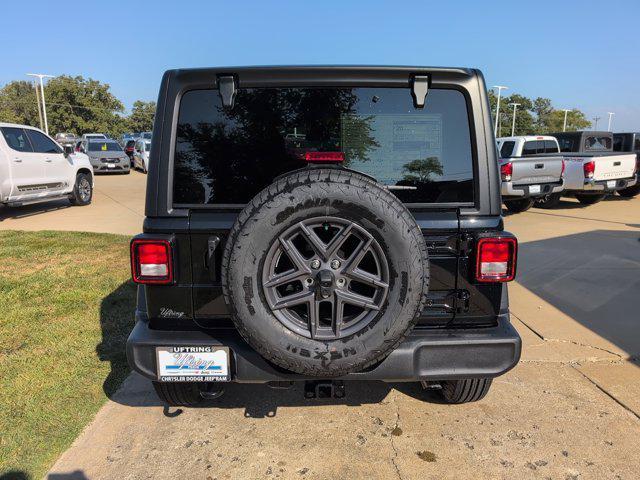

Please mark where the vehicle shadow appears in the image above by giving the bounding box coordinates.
[0,199,71,221]
[96,280,137,398]
[516,228,640,358]
[107,371,443,418]
[98,281,443,416]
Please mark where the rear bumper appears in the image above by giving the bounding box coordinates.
[127,314,522,383]
[501,180,564,199]
[577,176,637,193]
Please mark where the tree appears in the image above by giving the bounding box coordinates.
[545,109,591,132]
[0,80,40,126]
[45,75,126,138]
[402,157,444,182]
[488,89,592,136]
[532,97,554,133]
[127,100,156,133]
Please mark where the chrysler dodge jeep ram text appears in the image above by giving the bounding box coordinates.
[126,66,521,406]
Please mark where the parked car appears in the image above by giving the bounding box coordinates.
[496,135,565,212]
[54,132,78,147]
[0,122,94,207]
[140,131,152,140]
[81,133,107,141]
[612,132,640,198]
[132,138,151,173]
[124,139,136,165]
[83,139,130,174]
[127,66,521,407]
[534,131,637,207]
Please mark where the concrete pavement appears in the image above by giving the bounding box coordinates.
[11,181,637,479]
[0,171,146,236]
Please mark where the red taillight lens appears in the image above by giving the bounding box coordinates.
[304,151,345,163]
[583,161,595,179]
[561,159,565,178]
[131,239,173,284]
[500,162,513,181]
[476,237,517,282]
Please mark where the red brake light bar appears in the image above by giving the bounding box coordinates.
[476,237,517,282]
[131,239,173,284]
[304,152,345,163]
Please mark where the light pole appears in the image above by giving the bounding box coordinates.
[607,112,615,131]
[508,102,520,136]
[493,85,508,137]
[592,116,601,130]
[27,73,54,134]
[561,109,571,132]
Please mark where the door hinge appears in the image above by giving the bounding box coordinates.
[457,233,473,256]
[411,75,430,108]
[217,75,237,108]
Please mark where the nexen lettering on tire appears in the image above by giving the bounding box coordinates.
[221,168,429,376]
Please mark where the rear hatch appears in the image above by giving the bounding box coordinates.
[144,67,504,331]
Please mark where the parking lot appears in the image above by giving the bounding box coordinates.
[7,174,628,479]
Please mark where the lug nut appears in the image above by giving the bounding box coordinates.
[330,260,341,270]
[311,260,321,269]
[337,278,345,287]
[305,278,314,286]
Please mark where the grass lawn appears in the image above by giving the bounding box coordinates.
[0,230,136,479]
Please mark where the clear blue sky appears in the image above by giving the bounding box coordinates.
[1,0,638,130]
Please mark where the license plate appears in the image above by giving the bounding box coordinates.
[107,163,115,168]
[606,180,616,189]
[529,185,541,194]
[156,346,230,382]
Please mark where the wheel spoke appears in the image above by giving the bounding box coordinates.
[263,269,307,288]
[344,237,373,272]
[336,289,380,311]
[298,223,329,260]
[324,223,354,259]
[345,268,389,289]
[272,290,314,310]
[278,236,311,273]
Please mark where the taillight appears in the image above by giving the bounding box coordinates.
[500,162,513,181]
[304,151,345,163]
[476,237,517,282]
[583,161,595,179]
[561,159,565,178]
[131,239,173,284]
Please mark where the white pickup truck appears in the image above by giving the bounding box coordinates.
[535,131,638,207]
[496,135,565,212]
[0,123,94,208]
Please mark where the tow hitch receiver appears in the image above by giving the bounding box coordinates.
[304,380,345,399]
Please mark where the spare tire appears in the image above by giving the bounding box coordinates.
[221,168,429,376]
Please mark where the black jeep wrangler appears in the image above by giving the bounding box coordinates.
[127,66,521,406]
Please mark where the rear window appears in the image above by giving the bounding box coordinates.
[88,141,122,152]
[584,136,612,151]
[544,140,559,153]
[556,137,577,152]
[172,87,475,205]
[499,141,515,158]
[522,140,543,156]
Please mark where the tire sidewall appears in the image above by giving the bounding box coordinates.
[73,173,92,206]
[222,169,428,376]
